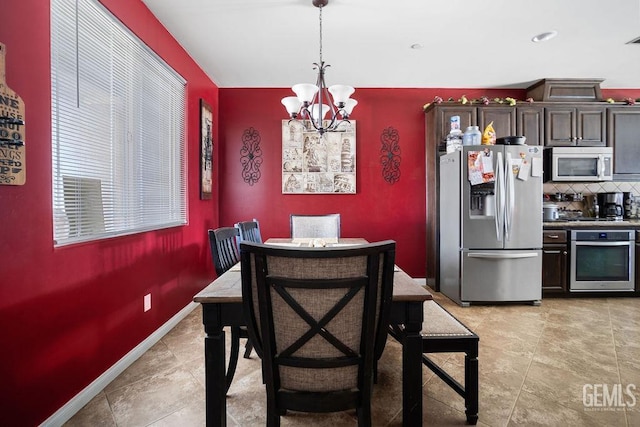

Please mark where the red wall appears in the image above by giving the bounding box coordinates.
[0,1,219,424]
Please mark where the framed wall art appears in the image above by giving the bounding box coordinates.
[200,99,213,200]
[282,120,356,194]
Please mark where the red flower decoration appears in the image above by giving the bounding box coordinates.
[624,97,636,105]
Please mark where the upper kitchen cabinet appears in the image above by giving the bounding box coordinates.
[478,106,516,139]
[433,105,477,150]
[607,107,640,180]
[430,104,543,149]
[516,107,544,146]
[477,105,544,146]
[527,78,606,147]
[544,106,607,146]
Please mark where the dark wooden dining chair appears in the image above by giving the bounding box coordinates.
[208,227,240,277]
[207,227,253,392]
[290,213,340,239]
[240,240,396,426]
[235,218,262,244]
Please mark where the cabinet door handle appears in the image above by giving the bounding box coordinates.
[544,250,561,254]
[546,234,560,239]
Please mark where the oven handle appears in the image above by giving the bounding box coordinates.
[574,241,632,247]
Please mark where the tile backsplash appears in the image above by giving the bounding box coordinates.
[543,181,640,217]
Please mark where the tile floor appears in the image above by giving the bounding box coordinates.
[65,291,640,426]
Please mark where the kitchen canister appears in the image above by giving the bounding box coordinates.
[463,125,482,146]
[543,203,559,221]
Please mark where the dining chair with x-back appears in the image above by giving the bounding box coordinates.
[207,227,253,391]
[240,240,396,426]
[290,213,340,239]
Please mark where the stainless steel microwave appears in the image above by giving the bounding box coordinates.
[546,147,613,182]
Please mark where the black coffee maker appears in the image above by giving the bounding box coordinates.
[597,192,624,219]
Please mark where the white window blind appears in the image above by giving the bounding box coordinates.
[51,0,187,246]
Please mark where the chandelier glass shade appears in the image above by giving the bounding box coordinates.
[281,0,357,135]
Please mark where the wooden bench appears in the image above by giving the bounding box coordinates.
[390,300,479,425]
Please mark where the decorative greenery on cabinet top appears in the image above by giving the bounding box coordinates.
[423,95,640,112]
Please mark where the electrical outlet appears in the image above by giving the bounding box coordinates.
[144,293,151,312]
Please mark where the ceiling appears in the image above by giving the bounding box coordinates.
[141,0,640,90]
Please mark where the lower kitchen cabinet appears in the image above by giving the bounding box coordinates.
[542,230,568,294]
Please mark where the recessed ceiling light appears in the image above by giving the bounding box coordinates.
[410,43,423,50]
[532,31,558,43]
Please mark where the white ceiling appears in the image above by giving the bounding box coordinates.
[141,0,640,90]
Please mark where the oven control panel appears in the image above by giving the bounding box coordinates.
[571,230,635,241]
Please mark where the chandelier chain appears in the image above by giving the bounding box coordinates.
[318,4,323,64]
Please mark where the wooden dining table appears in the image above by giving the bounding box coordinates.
[193,238,432,426]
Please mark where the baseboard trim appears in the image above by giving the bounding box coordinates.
[40,302,199,427]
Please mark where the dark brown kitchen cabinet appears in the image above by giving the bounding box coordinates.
[607,107,640,181]
[478,107,516,139]
[542,230,568,294]
[433,106,477,150]
[516,107,544,146]
[545,106,606,146]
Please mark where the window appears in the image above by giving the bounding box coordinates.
[51,0,187,246]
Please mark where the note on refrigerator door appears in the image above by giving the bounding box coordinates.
[531,157,543,177]
[511,158,522,176]
[517,160,530,181]
[467,149,495,186]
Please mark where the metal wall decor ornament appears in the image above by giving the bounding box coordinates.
[200,99,213,199]
[280,0,357,136]
[380,127,401,184]
[240,127,263,186]
[282,120,356,194]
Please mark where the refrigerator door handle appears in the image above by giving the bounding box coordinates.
[468,252,539,259]
[495,152,505,241]
[504,153,515,241]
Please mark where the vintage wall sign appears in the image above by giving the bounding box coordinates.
[0,42,26,186]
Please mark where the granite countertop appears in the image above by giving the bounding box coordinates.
[544,219,640,228]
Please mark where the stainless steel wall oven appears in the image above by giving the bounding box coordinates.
[569,230,635,292]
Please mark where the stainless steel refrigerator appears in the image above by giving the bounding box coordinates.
[438,144,543,306]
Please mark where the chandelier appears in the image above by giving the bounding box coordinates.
[281,0,357,135]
